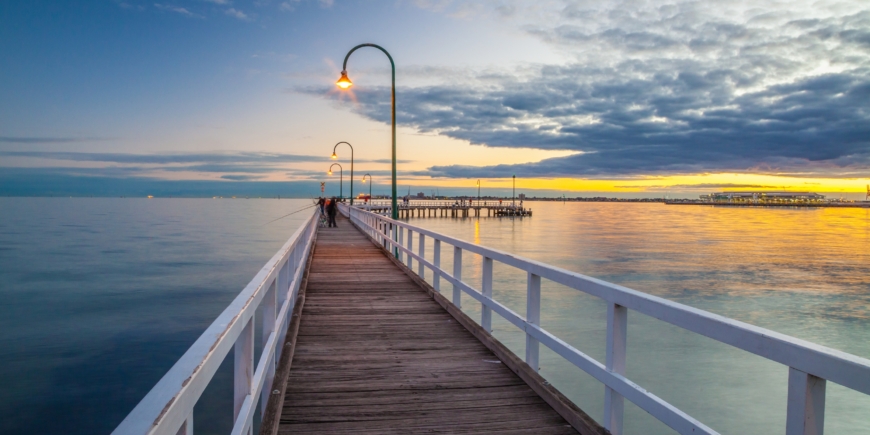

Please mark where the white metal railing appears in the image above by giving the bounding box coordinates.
[341,204,870,435]
[365,199,520,208]
[114,210,319,435]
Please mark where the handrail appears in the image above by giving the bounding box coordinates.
[341,203,870,435]
[113,210,319,435]
[365,199,520,207]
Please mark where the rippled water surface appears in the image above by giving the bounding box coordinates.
[0,198,313,434]
[1,199,868,434]
[407,201,870,435]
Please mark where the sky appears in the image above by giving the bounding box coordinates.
[1,0,869,198]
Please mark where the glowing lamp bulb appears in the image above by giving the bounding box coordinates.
[336,71,353,89]
[328,171,332,175]
[331,152,337,159]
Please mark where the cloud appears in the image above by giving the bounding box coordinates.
[0,136,110,143]
[0,150,413,165]
[0,151,330,164]
[310,3,870,179]
[220,174,266,180]
[203,0,230,4]
[278,1,297,12]
[224,7,251,20]
[154,3,202,17]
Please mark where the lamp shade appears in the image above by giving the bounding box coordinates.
[336,71,353,89]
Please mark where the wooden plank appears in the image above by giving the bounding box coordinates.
[269,214,593,435]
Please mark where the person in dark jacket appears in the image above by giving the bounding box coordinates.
[326,197,338,227]
[318,197,325,216]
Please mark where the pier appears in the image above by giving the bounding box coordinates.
[115,205,870,435]
[363,200,533,218]
[266,215,591,434]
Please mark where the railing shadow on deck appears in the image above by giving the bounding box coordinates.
[340,203,870,435]
[113,211,319,435]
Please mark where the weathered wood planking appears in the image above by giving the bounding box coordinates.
[273,215,583,435]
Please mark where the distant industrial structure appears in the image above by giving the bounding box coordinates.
[699,191,826,204]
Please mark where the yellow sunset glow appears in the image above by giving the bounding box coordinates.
[403,173,867,193]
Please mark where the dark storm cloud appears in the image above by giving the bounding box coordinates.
[310,5,870,179]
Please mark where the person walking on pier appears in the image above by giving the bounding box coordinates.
[318,197,326,216]
[326,197,338,228]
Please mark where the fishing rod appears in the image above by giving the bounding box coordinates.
[261,203,318,226]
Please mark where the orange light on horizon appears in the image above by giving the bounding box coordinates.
[336,71,353,89]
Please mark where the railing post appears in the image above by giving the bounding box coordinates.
[452,247,462,308]
[433,239,441,292]
[525,273,540,371]
[174,412,193,435]
[786,367,826,435]
[392,224,398,258]
[481,257,493,333]
[407,229,414,270]
[260,280,277,418]
[604,303,628,435]
[234,318,254,423]
[397,225,404,262]
[417,233,425,277]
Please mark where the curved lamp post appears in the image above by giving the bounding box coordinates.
[336,44,397,221]
[361,173,373,200]
[331,141,354,205]
[328,163,343,200]
[476,179,481,203]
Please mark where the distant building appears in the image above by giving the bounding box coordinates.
[518,193,526,200]
[699,191,825,203]
[416,192,425,198]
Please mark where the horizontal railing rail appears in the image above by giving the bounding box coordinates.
[341,203,870,435]
[365,199,522,208]
[113,210,319,435]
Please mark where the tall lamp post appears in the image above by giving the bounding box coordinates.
[512,175,516,208]
[328,163,343,200]
[335,44,397,221]
[331,141,354,205]
[361,173,372,199]
[476,179,481,203]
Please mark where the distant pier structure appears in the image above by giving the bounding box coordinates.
[362,199,533,218]
[699,191,826,204]
[669,190,870,208]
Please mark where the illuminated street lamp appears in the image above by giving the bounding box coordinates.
[330,141,354,205]
[336,44,397,221]
[328,163,343,200]
[361,173,373,200]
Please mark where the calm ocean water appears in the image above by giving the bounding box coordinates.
[0,198,313,434]
[1,198,867,434]
[409,201,870,435]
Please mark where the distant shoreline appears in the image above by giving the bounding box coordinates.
[663,200,870,208]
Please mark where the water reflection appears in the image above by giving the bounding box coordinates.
[409,202,870,435]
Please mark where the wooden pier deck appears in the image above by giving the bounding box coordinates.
[268,215,586,434]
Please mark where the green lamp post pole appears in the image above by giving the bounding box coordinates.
[329,163,343,200]
[362,173,372,200]
[512,175,516,208]
[331,141,354,205]
[336,44,397,221]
